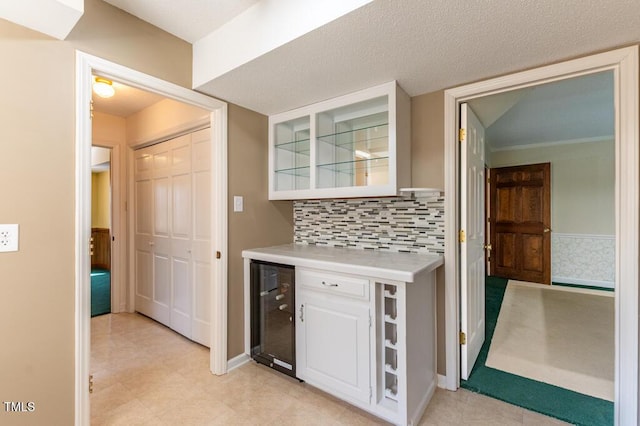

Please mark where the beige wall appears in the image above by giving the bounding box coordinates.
[91,171,111,228]
[126,98,210,146]
[490,140,615,235]
[227,104,294,357]
[0,0,194,423]
[410,90,447,374]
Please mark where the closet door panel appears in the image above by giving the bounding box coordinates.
[152,252,171,323]
[153,177,170,237]
[172,173,192,238]
[191,128,211,346]
[171,256,191,336]
[193,171,211,239]
[135,251,152,299]
[194,262,211,323]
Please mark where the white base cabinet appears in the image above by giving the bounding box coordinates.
[295,267,437,426]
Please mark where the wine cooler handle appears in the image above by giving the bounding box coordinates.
[299,304,304,322]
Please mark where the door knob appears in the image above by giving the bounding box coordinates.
[544,228,551,233]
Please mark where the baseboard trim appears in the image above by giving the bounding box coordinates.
[552,276,614,289]
[227,353,251,372]
[437,374,447,389]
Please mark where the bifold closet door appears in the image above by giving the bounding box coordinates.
[134,141,173,325]
[190,128,212,346]
[167,134,193,338]
[133,130,211,346]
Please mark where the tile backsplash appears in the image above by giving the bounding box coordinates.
[294,196,445,254]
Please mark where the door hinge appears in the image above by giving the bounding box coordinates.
[216,251,221,259]
[90,99,94,120]
[459,229,466,243]
[369,315,372,328]
[459,128,466,142]
[89,375,94,394]
[460,331,467,345]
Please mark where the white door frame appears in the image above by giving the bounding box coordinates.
[74,51,229,426]
[443,46,638,425]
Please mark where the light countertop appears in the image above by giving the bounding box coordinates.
[242,244,443,282]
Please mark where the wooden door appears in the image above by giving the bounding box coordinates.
[490,163,551,284]
[460,103,486,380]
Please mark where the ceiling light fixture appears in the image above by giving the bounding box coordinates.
[93,77,115,98]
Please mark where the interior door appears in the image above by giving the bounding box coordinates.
[134,130,212,346]
[168,134,193,338]
[134,143,171,324]
[490,163,551,284]
[460,103,486,380]
[190,128,212,346]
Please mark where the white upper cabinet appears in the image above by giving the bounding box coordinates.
[269,81,410,200]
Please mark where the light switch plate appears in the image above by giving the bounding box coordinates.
[0,224,19,252]
[233,196,244,212]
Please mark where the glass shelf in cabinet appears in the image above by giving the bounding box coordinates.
[274,138,311,155]
[274,165,310,177]
[317,134,389,153]
[315,157,389,176]
[317,123,389,145]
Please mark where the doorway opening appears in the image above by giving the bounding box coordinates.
[91,146,112,317]
[459,71,616,423]
[75,52,228,426]
[443,46,639,425]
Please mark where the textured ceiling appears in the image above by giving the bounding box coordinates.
[193,0,640,115]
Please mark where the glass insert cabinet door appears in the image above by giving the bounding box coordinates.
[268,81,410,200]
[316,95,389,189]
[273,116,310,191]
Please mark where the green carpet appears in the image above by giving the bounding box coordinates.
[461,276,613,426]
[91,269,111,317]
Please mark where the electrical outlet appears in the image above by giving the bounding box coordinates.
[0,224,19,252]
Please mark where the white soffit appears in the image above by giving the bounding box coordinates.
[102,0,261,43]
[0,0,83,40]
[193,0,640,115]
[193,0,373,89]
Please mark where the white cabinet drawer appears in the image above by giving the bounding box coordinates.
[297,269,369,300]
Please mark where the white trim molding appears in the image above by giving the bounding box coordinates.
[444,46,638,425]
[75,51,229,425]
[227,353,251,372]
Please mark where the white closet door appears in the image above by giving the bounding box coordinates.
[133,128,211,346]
[190,128,211,346]
[134,143,172,324]
[168,134,193,337]
[134,150,154,317]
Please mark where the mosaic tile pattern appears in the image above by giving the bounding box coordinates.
[294,196,445,254]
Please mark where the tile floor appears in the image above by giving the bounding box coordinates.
[91,313,568,425]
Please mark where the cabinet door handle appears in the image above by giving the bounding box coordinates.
[299,305,304,322]
[322,281,339,287]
